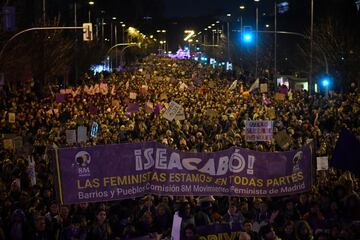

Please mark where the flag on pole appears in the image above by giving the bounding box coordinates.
[229,80,238,90]
[249,78,260,92]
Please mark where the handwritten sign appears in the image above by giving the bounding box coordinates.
[275,93,286,101]
[260,83,268,93]
[129,92,137,100]
[274,130,292,150]
[8,113,15,123]
[245,120,273,142]
[174,107,185,121]
[66,130,77,144]
[163,101,181,121]
[317,156,329,171]
[3,138,14,150]
[77,126,87,143]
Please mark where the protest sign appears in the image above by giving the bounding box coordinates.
[3,138,13,150]
[163,101,181,121]
[260,83,268,93]
[77,126,87,143]
[145,102,154,113]
[154,104,162,115]
[274,130,292,150]
[317,156,329,171]
[171,212,182,240]
[127,103,140,113]
[174,107,185,121]
[56,141,314,204]
[55,93,65,103]
[245,120,273,142]
[275,93,286,101]
[129,92,137,100]
[66,130,77,144]
[8,112,15,123]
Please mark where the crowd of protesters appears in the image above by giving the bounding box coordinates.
[0,56,359,240]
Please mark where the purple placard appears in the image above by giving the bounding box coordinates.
[55,93,65,103]
[56,141,314,204]
[127,103,140,113]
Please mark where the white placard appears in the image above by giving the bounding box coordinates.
[163,101,181,121]
[171,212,182,240]
[317,156,329,171]
[174,107,185,121]
[77,126,87,143]
[66,129,77,144]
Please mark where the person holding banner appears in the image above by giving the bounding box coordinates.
[87,209,112,240]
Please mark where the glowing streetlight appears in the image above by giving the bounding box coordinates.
[88,1,95,22]
[240,5,245,9]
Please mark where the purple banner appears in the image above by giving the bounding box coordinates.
[55,142,314,204]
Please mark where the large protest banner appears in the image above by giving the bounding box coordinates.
[245,120,273,142]
[55,141,314,204]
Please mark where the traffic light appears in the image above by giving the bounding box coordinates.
[242,26,254,44]
[83,23,93,41]
[319,74,333,93]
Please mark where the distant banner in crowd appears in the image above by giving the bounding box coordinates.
[55,141,314,204]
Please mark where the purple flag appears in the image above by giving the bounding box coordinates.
[154,104,163,115]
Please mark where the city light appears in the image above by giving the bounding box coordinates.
[243,33,253,43]
[322,79,330,87]
[242,26,254,44]
[240,5,245,9]
[88,1,95,5]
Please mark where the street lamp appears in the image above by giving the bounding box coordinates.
[121,24,126,43]
[254,0,260,78]
[226,13,231,61]
[88,1,94,22]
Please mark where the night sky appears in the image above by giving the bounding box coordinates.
[163,0,273,18]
